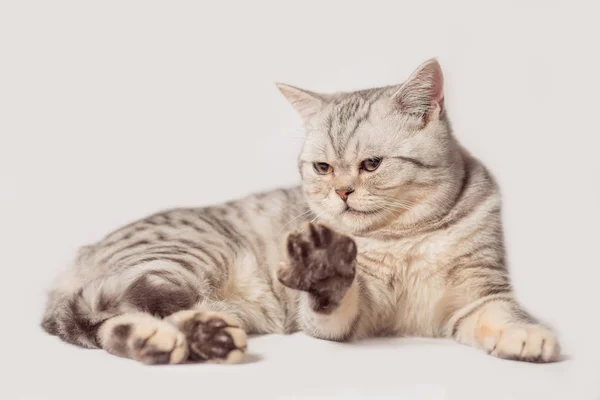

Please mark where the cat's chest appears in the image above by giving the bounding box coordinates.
[353,233,450,285]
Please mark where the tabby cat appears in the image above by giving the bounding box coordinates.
[42,59,560,364]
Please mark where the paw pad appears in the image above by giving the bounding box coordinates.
[167,310,247,364]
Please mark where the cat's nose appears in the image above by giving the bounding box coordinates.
[335,187,355,201]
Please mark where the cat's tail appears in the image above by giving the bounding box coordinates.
[41,287,106,348]
[41,247,112,348]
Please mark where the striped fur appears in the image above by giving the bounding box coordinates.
[42,59,559,364]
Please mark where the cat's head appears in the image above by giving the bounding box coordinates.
[278,59,465,234]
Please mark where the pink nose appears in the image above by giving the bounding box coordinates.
[335,187,355,201]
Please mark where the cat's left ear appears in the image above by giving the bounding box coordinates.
[276,83,328,120]
[392,59,444,123]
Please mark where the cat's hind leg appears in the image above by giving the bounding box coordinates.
[96,285,249,364]
[100,309,248,365]
[43,259,249,364]
[165,310,247,364]
[99,313,188,365]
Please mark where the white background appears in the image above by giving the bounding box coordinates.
[1,1,599,399]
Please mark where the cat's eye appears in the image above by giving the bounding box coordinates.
[360,157,382,172]
[313,162,333,175]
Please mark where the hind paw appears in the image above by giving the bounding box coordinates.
[166,310,247,364]
[100,314,188,365]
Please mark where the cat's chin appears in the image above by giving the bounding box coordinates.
[320,207,383,233]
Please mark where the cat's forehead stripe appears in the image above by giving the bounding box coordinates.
[325,92,378,158]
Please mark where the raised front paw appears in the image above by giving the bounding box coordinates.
[277,223,357,312]
[481,323,560,363]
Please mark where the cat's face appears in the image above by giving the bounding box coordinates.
[279,60,464,233]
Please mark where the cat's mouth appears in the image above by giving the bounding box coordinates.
[342,205,380,216]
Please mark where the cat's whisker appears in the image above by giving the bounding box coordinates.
[379,205,408,216]
[297,211,327,233]
[380,200,417,210]
[278,209,313,234]
[310,211,326,223]
[296,211,327,233]
[378,194,420,205]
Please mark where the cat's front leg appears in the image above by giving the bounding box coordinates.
[277,223,360,341]
[448,296,560,362]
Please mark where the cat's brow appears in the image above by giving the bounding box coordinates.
[392,156,439,169]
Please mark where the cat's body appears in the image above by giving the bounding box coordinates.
[43,187,309,348]
[42,59,560,364]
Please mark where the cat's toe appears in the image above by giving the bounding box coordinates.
[486,324,560,363]
[307,222,334,248]
[100,314,188,365]
[276,262,308,291]
[286,230,314,266]
[166,310,247,364]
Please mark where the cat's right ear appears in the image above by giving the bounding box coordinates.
[392,59,444,124]
[276,83,327,120]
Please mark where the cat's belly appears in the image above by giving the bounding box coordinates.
[356,236,447,337]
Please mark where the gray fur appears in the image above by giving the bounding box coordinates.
[42,59,560,364]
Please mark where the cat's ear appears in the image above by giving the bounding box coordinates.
[392,59,444,123]
[276,83,328,120]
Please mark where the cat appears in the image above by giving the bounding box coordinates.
[41,59,560,364]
